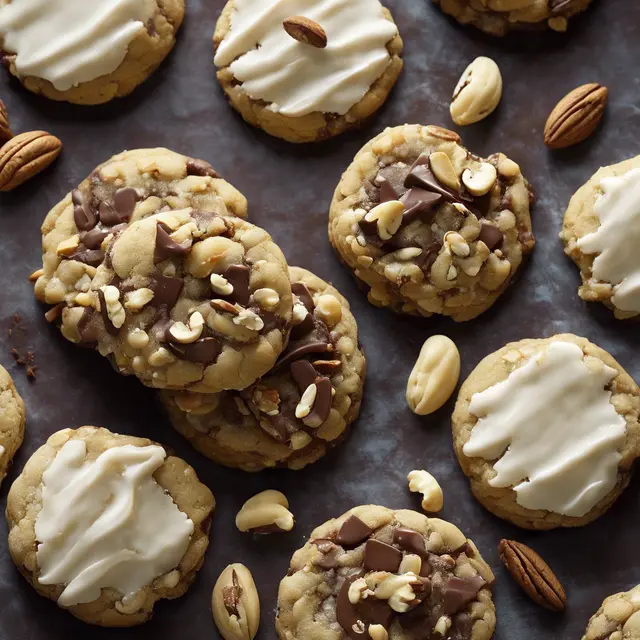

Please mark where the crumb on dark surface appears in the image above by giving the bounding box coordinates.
[7,314,37,381]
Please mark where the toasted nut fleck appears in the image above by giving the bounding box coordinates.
[365,200,405,240]
[429,152,460,191]
[56,235,80,257]
[212,563,260,640]
[124,287,154,311]
[434,616,452,636]
[406,335,460,415]
[462,163,497,196]
[210,273,234,295]
[44,303,64,323]
[233,308,264,331]
[283,15,327,48]
[212,299,240,315]
[235,490,294,533]
[253,288,280,311]
[408,469,444,512]
[28,268,44,282]
[315,294,342,326]
[450,56,502,126]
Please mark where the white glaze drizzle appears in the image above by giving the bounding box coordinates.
[214,0,398,117]
[0,0,156,91]
[578,168,640,312]
[35,440,193,607]
[463,341,626,517]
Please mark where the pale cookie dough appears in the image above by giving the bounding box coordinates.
[582,584,640,640]
[276,505,496,640]
[452,334,640,530]
[329,124,535,321]
[161,266,365,471]
[213,0,403,143]
[561,156,640,320]
[0,364,25,489]
[433,0,595,37]
[0,0,184,105]
[35,148,246,308]
[6,426,215,626]
[48,207,293,393]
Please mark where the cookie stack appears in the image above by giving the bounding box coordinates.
[33,148,366,472]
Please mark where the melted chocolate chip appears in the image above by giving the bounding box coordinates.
[364,539,402,573]
[290,310,315,340]
[81,228,110,250]
[72,189,97,231]
[393,528,428,558]
[336,515,373,547]
[151,273,184,309]
[336,575,367,640]
[98,202,122,226]
[291,282,315,313]
[311,539,341,569]
[358,217,379,238]
[305,376,332,427]
[375,164,409,201]
[400,188,443,224]
[290,360,317,392]
[478,223,504,250]
[222,264,251,306]
[77,308,99,347]
[97,289,119,336]
[443,575,486,615]
[68,249,104,267]
[113,187,138,220]
[166,336,222,364]
[377,174,401,202]
[187,158,219,178]
[154,223,190,263]
[277,340,333,367]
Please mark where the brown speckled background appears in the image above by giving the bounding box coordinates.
[1,0,639,638]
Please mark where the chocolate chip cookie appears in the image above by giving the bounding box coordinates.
[329,124,535,321]
[49,207,293,393]
[0,0,184,104]
[6,426,214,626]
[433,0,595,37]
[561,155,640,320]
[213,0,403,143]
[276,505,496,640]
[582,584,640,640]
[161,266,366,471]
[452,334,640,530]
[0,364,25,489]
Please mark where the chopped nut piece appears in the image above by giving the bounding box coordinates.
[169,311,205,343]
[315,294,342,326]
[210,273,234,295]
[100,285,126,329]
[124,287,154,311]
[253,287,280,311]
[295,383,317,419]
[56,235,80,257]
[28,268,44,282]
[408,469,444,512]
[364,200,405,240]
[429,152,460,191]
[368,624,388,640]
[462,163,498,196]
[375,573,418,613]
[233,308,264,331]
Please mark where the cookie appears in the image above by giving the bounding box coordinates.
[161,266,366,471]
[213,0,403,143]
[34,148,247,306]
[49,207,293,393]
[329,124,535,321]
[0,364,25,489]
[276,505,496,640]
[452,334,640,530]
[6,426,214,626]
[433,0,595,37]
[0,0,184,105]
[581,584,640,640]
[561,156,640,320]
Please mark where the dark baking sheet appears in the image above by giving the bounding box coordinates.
[1,0,639,638]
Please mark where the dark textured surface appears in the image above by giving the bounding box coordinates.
[0,0,639,638]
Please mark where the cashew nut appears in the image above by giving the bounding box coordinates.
[408,469,444,512]
[235,490,294,533]
[450,56,503,126]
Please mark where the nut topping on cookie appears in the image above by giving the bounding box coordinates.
[212,564,260,640]
[283,16,328,48]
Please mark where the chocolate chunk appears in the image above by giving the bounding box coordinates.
[358,217,379,238]
[393,528,428,558]
[68,249,104,267]
[305,376,332,428]
[478,223,504,250]
[336,515,373,547]
[98,202,122,226]
[151,273,184,309]
[257,413,290,442]
[187,158,219,178]
[400,188,443,224]
[336,575,367,640]
[81,228,110,250]
[277,340,332,367]
[377,175,400,203]
[375,164,409,201]
[311,539,341,569]
[290,310,315,340]
[113,187,137,220]
[364,539,402,573]
[355,595,394,628]
[166,336,222,364]
[97,289,119,336]
[443,575,486,615]
[77,308,99,347]
[291,282,315,313]
[154,223,190,263]
[222,264,251,306]
[291,360,317,392]
[405,164,456,202]
[72,189,97,231]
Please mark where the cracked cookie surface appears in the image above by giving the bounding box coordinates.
[0,0,185,104]
[561,155,640,320]
[582,584,640,640]
[276,505,496,640]
[0,364,25,489]
[213,0,403,143]
[452,334,640,529]
[161,266,365,471]
[47,207,292,392]
[433,0,594,36]
[6,426,214,626]
[329,124,535,321]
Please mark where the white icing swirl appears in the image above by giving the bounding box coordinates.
[0,0,156,91]
[577,168,640,313]
[464,341,626,517]
[214,0,398,117]
[35,440,193,608]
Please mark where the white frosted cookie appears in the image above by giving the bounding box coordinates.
[452,334,640,529]
[561,156,640,320]
[213,0,403,143]
[0,0,184,104]
[0,363,25,489]
[6,426,215,626]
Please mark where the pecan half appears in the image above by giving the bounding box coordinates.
[499,539,566,611]
[0,99,12,145]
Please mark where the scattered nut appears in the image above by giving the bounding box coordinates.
[429,152,460,191]
[406,335,460,416]
[315,294,342,326]
[235,490,294,533]
[399,554,422,575]
[462,162,498,196]
[283,15,327,48]
[169,311,205,343]
[56,235,80,257]
[233,308,264,331]
[210,273,234,295]
[365,200,405,240]
[212,563,260,640]
[0,99,12,145]
[252,288,280,311]
[450,56,503,126]
[407,469,444,512]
